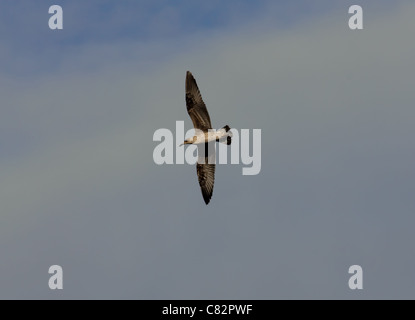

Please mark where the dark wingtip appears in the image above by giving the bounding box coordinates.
[186,71,195,90]
[201,191,212,205]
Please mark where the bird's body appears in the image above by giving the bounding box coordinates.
[183,71,232,205]
[190,129,229,145]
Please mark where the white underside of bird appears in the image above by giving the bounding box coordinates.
[191,128,232,145]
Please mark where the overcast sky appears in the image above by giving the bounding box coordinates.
[0,1,414,299]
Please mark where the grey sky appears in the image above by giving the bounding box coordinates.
[0,2,414,299]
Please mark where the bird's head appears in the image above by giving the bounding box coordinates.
[180,137,194,146]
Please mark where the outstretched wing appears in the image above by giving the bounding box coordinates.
[185,71,212,131]
[196,163,215,205]
[196,143,216,205]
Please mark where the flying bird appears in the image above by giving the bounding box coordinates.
[181,71,232,205]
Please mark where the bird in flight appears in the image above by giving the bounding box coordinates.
[181,71,232,205]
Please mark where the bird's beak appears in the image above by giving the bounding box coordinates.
[179,142,184,147]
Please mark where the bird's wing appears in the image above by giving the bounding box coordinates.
[196,163,215,205]
[185,71,212,131]
[196,143,216,205]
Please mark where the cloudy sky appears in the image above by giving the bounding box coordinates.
[0,0,414,299]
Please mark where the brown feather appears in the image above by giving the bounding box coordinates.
[185,71,212,131]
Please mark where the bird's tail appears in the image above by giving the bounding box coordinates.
[217,125,232,145]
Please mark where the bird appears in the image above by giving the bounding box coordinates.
[181,71,232,205]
